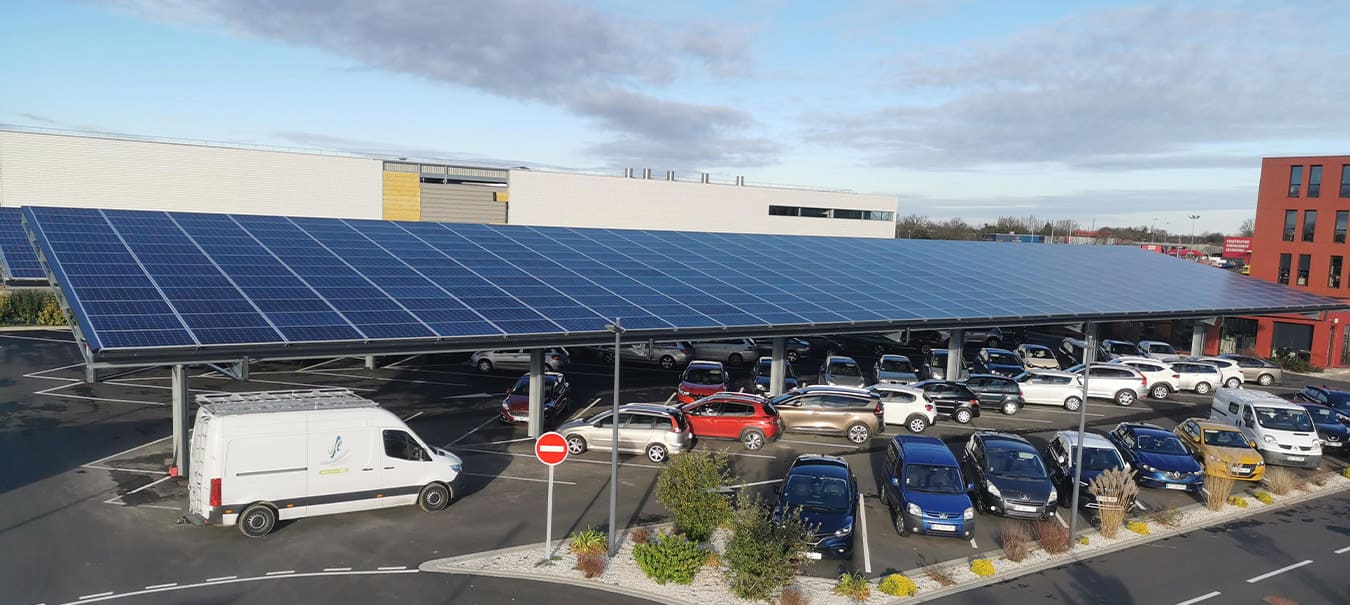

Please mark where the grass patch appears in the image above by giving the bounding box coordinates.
[1227,496,1248,508]
[1263,467,1299,495]
[970,559,996,577]
[1126,521,1149,535]
[569,527,607,557]
[778,585,810,605]
[924,564,956,587]
[1148,505,1183,528]
[1033,520,1071,554]
[879,573,918,598]
[1253,490,1274,504]
[1076,536,1090,545]
[832,572,870,603]
[1205,472,1236,512]
[574,552,606,578]
[998,522,1032,562]
[1309,471,1333,486]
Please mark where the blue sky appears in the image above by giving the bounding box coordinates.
[3,0,1349,233]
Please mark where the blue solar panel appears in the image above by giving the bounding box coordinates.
[0,207,46,281]
[20,206,1349,362]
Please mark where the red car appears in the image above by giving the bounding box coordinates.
[676,360,731,404]
[679,392,783,450]
[499,372,571,426]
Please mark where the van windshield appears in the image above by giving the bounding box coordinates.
[1254,407,1314,431]
[903,464,965,494]
[881,358,914,373]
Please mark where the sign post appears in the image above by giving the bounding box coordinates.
[535,431,569,557]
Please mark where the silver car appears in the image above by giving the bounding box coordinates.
[819,355,867,388]
[591,341,694,370]
[1217,354,1283,386]
[1064,363,1148,406]
[755,337,811,363]
[873,354,919,384]
[558,403,692,463]
[691,338,759,367]
[471,348,570,373]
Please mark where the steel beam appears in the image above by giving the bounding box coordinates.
[171,364,191,478]
[945,329,963,380]
[528,348,545,438]
[770,337,787,396]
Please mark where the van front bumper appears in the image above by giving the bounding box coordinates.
[1261,450,1321,469]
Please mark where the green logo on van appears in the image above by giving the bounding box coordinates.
[325,435,350,465]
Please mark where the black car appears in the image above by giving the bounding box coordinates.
[961,431,1057,520]
[926,349,972,381]
[960,374,1024,416]
[1298,403,1349,451]
[753,356,799,394]
[1294,385,1350,416]
[911,380,981,424]
[755,337,812,363]
[824,333,912,358]
[773,454,858,560]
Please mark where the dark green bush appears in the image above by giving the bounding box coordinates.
[0,289,63,326]
[723,494,811,602]
[1269,355,1322,373]
[631,532,705,585]
[654,451,732,542]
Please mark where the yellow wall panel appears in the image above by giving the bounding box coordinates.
[382,171,421,220]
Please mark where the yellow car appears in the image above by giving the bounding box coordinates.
[1174,418,1265,481]
[1241,265,1251,275]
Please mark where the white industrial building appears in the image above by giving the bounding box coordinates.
[0,128,897,237]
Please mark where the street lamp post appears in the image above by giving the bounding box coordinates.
[605,318,624,555]
[1189,214,1200,247]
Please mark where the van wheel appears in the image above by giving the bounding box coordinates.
[1063,396,1082,412]
[567,435,587,455]
[1115,390,1136,406]
[419,482,451,512]
[740,429,766,450]
[646,443,668,463]
[1194,382,1212,395]
[1150,384,1172,399]
[238,504,276,538]
[1224,377,1242,389]
[659,356,676,370]
[1257,373,1274,386]
[893,509,910,536]
[905,415,929,433]
[786,351,800,363]
[1001,400,1019,415]
[729,353,744,367]
[953,408,973,424]
[476,359,493,373]
[846,423,872,443]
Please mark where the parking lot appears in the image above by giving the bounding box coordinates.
[3,329,1349,604]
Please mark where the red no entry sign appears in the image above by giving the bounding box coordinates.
[535,431,568,466]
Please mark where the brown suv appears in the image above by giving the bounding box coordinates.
[768,386,884,444]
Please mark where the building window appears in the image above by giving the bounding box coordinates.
[1342,165,1350,198]
[865,211,895,221]
[1283,209,1298,241]
[832,209,864,220]
[1336,211,1347,244]
[768,205,799,216]
[798,207,829,218]
[1297,254,1311,286]
[1288,165,1303,197]
[1278,253,1291,285]
[1330,256,1343,288]
[1303,210,1318,242]
[1309,165,1323,198]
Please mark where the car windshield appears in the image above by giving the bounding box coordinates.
[1025,348,1053,359]
[881,358,913,372]
[782,475,852,512]
[829,361,861,376]
[1254,407,1314,431]
[1074,447,1124,471]
[987,352,1019,365]
[1202,429,1248,447]
[1136,434,1187,455]
[1325,392,1350,410]
[1304,407,1336,422]
[684,368,724,384]
[1109,343,1141,355]
[1149,343,1176,355]
[903,464,965,494]
[510,376,558,396]
[986,448,1047,480]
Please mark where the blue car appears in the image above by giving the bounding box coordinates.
[882,435,975,538]
[977,347,1025,377]
[1299,403,1349,451]
[774,455,857,560]
[1107,423,1205,492]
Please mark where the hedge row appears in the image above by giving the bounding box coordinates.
[0,289,67,326]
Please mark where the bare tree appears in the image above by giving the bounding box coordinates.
[895,214,933,239]
[1239,218,1255,237]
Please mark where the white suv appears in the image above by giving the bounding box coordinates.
[1110,357,1180,400]
[1168,360,1225,394]
[1066,363,1148,407]
[868,384,939,433]
[1192,356,1245,389]
[1016,370,1088,411]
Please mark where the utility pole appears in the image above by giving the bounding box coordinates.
[1189,214,1200,247]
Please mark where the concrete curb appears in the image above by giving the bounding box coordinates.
[0,325,71,333]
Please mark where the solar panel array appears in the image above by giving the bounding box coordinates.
[23,206,1344,362]
[0,207,46,282]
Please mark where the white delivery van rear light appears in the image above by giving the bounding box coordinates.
[210,478,222,507]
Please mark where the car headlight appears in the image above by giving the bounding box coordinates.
[450,462,462,473]
[1190,469,1205,476]
[501,401,510,409]
[906,502,921,516]
[1078,480,1089,487]
[1311,438,1322,447]
[963,507,975,520]
[1255,460,1265,466]
[1047,488,1057,504]
[1262,434,1277,444]
[986,483,1001,498]
[834,521,853,537]
[1140,464,1158,473]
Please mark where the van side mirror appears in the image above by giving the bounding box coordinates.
[889,477,899,487]
[966,482,976,492]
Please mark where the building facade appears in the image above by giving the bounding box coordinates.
[1239,155,1350,367]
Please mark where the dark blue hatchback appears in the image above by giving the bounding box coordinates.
[1107,423,1204,492]
[882,435,974,538]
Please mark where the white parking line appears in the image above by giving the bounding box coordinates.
[1174,591,1221,605]
[264,571,294,576]
[78,592,113,600]
[969,538,978,549]
[142,584,176,590]
[858,492,872,574]
[722,479,784,489]
[401,411,424,422]
[572,397,602,420]
[479,437,533,446]
[104,476,175,506]
[1055,511,1069,528]
[1245,559,1313,583]
[205,576,236,583]
[322,567,351,572]
[85,436,173,466]
[720,451,775,459]
[1335,545,1350,554]
[460,472,577,485]
[376,566,407,571]
[444,416,499,447]
[984,416,1053,424]
[776,438,838,447]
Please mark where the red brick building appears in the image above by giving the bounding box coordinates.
[1235,156,1350,367]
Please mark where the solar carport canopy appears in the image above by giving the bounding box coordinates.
[22,206,1345,366]
[0,207,45,282]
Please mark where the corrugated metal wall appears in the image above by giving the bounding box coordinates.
[382,167,421,221]
[420,183,506,224]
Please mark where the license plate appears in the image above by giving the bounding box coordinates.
[805,552,822,560]
[1324,442,1341,447]
[511,415,527,422]
[931,523,956,532]
[1230,465,1248,473]
[1165,483,1188,490]
[1287,456,1305,462]
[1097,496,1118,503]
[1010,504,1038,512]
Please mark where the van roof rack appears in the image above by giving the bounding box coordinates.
[196,389,377,416]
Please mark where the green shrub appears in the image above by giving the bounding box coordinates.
[1076,536,1089,545]
[1342,467,1350,480]
[878,573,918,597]
[569,528,607,557]
[723,494,811,601]
[36,297,66,326]
[1227,496,1248,508]
[1253,490,1274,505]
[832,572,870,602]
[654,451,732,542]
[632,531,705,585]
[1268,355,1322,373]
[970,559,996,577]
[0,289,51,325]
[1126,521,1149,535]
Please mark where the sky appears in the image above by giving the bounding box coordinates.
[2,0,1349,234]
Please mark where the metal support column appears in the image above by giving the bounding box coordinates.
[1068,323,1097,547]
[1190,322,1206,356]
[945,329,963,380]
[770,337,787,396]
[84,363,97,384]
[528,348,545,438]
[171,364,191,478]
[606,319,624,555]
[365,355,377,370]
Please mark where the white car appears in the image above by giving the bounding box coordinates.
[1137,340,1179,360]
[1065,363,1148,406]
[869,384,938,433]
[1016,370,1088,411]
[1110,357,1180,400]
[690,338,759,367]
[1169,360,1225,394]
[1015,344,1060,370]
[471,348,570,373]
[1191,356,1245,389]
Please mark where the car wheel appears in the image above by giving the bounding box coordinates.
[1257,373,1274,386]
[893,509,910,536]
[846,423,871,444]
[1150,384,1171,399]
[954,408,973,424]
[920,343,933,355]
[238,503,277,538]
[566,435,587,454]
[602,351,615,365]
[786,351,800,363]
[740,429,766,451]
[659,355,676,370]
[1063,396,1082,412]
[646,443,668,463]
[906,415,929,433]
[1194,382,1212,395]
[1225,377,1242,389]
[1115,390,1136,406]
[418,482,451,512]
[1001,400,1018,415]
[873,344,887,357]
[476,359,493,373]
[728,353,743,367]
[986,337,1001,348]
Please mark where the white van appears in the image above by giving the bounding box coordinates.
[1210,388,1321,469]
[186,389,463,537]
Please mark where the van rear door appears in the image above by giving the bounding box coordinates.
[187,411,213,521]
